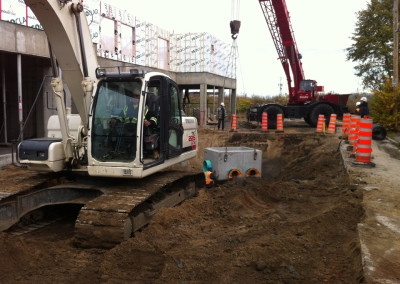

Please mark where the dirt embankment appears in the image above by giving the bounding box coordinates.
[0,129,364,283]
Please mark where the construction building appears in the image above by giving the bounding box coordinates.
[0,0,236,144]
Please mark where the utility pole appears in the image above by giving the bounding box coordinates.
[278,77,283,96]
[394,0,399,129]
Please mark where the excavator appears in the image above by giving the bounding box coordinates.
[257,0,349,128]
[0,0,200,248]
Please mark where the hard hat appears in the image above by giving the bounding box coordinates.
[207,164,213,170]
[356,102,361,106]
[360,97,367,102]
[221,102,225,106]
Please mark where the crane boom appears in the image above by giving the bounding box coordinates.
[259,0,322,104]
[254,0,349,129]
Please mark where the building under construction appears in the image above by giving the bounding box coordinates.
[0,0,236,144]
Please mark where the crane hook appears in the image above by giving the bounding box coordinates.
[230,20,241,40]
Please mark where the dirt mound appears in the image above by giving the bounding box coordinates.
[238,121,258,129]
[95,134,363,283]
[0,131,364,283]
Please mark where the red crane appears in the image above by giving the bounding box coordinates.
[254,0,349,127]
[259,0,323,105]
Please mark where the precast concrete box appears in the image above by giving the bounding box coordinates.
[204,147,262,181]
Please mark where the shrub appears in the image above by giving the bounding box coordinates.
[370,79,400,131]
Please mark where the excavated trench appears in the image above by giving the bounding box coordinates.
[0,131,364,283]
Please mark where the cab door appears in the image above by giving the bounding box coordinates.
[166,80,183,158]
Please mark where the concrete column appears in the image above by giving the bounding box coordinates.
[1,54,7,143]
[178,88,184,107]
[231,88,237,115]
[218,87,224,106]
[212,86,216,116]
[199,84,207,128]
[17,54,23,140]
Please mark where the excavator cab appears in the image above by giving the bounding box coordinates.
[87,69,197,178]
[17,68,197,178]
[91,79,143,163]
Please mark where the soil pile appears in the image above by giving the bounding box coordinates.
[0,130,364,283]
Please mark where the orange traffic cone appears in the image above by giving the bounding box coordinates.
[351,116,362,157]
[347,115,360,151]
[316,114,325,133]
[327,114,337,134]
[231,114,237,132]
[341,113,351,140]
[261,112,269,132]
[275,114,284,133]
[352,117,375,167]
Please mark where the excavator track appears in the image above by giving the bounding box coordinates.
[0,170,202,249]
[75,171,201,248]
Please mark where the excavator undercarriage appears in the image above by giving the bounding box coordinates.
[0,171,203,248]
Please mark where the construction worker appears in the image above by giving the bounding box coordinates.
[217,102,226,130]
[359,97,370,118]
[114,87,157,131]
[111,85,157,155]
[355,101,361,115]
[204,164,217,188]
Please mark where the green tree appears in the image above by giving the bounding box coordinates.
[237,97,252,113]
[346,0,395,91]
[370,78,400,130]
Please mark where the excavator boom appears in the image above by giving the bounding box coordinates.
[25,0,98,128]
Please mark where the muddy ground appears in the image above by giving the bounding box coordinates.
[0,125,364,283]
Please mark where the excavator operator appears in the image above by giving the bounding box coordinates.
[112,85,157,129]
[111,85,158,157]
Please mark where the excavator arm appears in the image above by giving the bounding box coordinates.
[25,0,98,130]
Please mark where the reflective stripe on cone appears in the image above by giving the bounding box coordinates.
[352,118,375,167]
[316,115,324,133]
[327,114,337,134]
[341,113,351,138]
[231,114,237,132]
[261,112,268,132]
[275,114,284,133]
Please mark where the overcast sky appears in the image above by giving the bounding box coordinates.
[117,0,370,96]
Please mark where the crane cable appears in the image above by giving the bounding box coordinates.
[231,0,240,20]
[210,34,241,148]
[209,0,241,147]
[230,0,241,39]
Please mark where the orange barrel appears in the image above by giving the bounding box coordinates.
[341,113,351,139]
[347,115,359,147]
[353,118,374,166]
[261,112,269,132]
[351,116,362,156]
[316,114,325,133]
[275,113,284,133]
[327,114,337,134]
[231,114,237,132]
